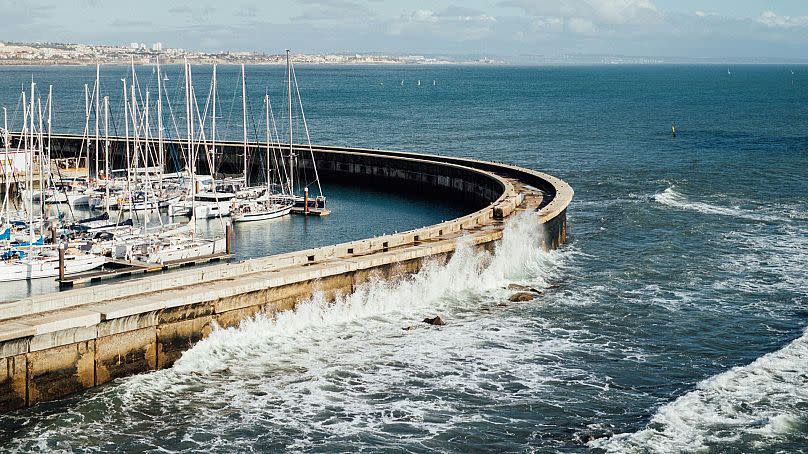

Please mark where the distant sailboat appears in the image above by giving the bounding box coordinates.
[400,80,404,86]
[433,80,436,86]
[727,68,732,76]
[417,79,421,86]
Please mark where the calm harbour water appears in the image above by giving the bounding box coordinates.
[0,64,807,453]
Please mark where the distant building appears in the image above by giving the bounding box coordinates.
[129,42,139,49]
[152,42,162,52]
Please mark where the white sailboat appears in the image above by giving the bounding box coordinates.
[231,59,293,223]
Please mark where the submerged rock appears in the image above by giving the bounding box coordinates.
[402,325,417,331]
[423,316,446,326]
[506,283,544,295]
[509,292,536,302]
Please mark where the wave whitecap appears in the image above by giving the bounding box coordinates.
[592,329,808,453]
[171,211,564,375]
[653,186,787,223]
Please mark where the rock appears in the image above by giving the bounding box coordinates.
[508,292,536,302]
[402,325,417,331]
[506,284,544,296]
[422,316,446,326]
[496,303,508,307]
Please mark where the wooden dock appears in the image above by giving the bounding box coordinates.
[59,253,232,288]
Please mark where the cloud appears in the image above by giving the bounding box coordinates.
[500,0,660,33]
[406,7,496,24]
[292,0,375,23]
[758,11,808,28]
[167,4,216,24]
[567,17,598,35]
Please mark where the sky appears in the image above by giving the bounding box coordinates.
[2,0,808,61]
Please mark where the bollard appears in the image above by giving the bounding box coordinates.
[304,187,309,214]
[225,223,232,255]
[51,226,57,248]
[58,246,65,282]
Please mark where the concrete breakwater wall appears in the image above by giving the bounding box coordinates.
[0,140,572,413]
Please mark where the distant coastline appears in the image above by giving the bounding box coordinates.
[3,40,807,67]
[0,41,500,66]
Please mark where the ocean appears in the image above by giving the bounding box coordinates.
[0,64,806,452]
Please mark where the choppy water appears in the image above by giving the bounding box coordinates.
[0,65,807,452]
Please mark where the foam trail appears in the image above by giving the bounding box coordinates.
[592,329,808,453]
[654,186,788,222]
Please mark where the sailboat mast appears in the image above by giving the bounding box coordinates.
[104,96,110,213]
[144,91,150,176]
[187,62,196,237]
[2,108,8,226]
[131,81,140,195]
[46,86,52,215]
[123,79,133,215]
[156,56,164,187]
[37,97,44,230]
[287,49,293,195]
[144,91,150,229]
[212,64,216,178]
[184,61,192,194]
[265,93,270,189]
[241,63,247,187]
[21,93,27,216]
[28,80,35,259]
[95,63,100,181]
[188,64,195,196]
[81,83,88,173]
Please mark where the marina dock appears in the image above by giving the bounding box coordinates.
[58,253,232,288]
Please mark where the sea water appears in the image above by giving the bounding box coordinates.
[0,64,806,452]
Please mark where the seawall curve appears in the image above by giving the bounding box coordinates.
[0,140,573,413]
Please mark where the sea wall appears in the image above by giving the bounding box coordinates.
[0,139,572,413]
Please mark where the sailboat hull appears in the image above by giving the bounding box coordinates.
[0,254,105,282]
[232,204,293,223]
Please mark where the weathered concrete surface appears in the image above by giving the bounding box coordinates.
[0,143,573,413]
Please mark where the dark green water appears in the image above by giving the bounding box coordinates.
[0,65,806,453]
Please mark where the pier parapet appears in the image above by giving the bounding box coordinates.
[0,140,572,412]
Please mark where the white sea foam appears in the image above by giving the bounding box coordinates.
[170,211,565,375]
[713,224,808,297]
[592,329,808,453]
[653,186,789,223]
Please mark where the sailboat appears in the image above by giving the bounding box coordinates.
[280,50,327,211]
[231,62,293,223]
